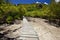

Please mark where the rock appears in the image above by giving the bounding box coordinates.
[14,20,21,24]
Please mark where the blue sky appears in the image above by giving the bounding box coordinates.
[8,0,51,4]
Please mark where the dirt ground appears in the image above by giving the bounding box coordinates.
[29,18,60,40]
[0,17,60,40]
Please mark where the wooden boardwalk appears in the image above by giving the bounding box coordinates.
[16,17,39,40]
[0,17,60,40]
[0,17,39,40]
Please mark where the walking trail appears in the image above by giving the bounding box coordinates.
[29,18,60,40]
[0,17,60,40]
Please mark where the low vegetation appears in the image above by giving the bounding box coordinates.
[0,0,60,26]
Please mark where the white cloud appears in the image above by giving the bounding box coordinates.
[55,0,60,2]
[36,1,41,4]
[44,2,48,5]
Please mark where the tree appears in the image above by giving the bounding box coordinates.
[0,0,5,4]
[5,0,9,3]
[49,0,60,26]
[50,0,60,19]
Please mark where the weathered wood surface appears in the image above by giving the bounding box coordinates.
[0,17,60,40]
[16,17,39,40]
[0,17,39,40]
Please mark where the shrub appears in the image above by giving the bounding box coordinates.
[6,16,13,24]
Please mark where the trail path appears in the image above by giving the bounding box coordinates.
[29,18,60,40]
[17,17,39,40]
[3,17,39,40]
[0,17,60,40]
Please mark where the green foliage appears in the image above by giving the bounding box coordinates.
[0,2,60,24]
[50,1,60,19]
[0,0,5,4]
[0,4,23,24]
[24,4,51,18]
[6,16,13,24]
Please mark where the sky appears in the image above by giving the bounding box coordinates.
[8,0,51,4]
[55,0,60,2]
